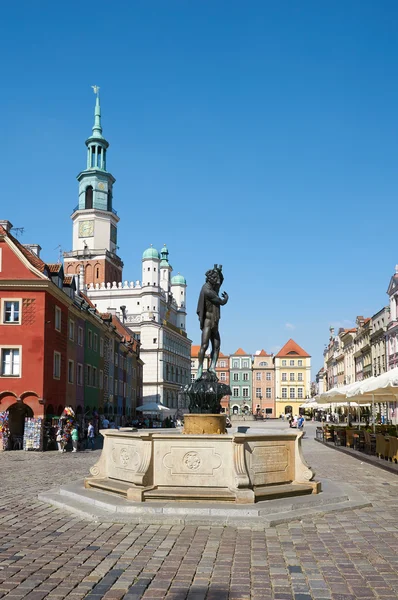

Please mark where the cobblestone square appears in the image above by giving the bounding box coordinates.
[1,422,397,599]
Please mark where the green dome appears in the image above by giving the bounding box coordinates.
[160,259,170,268]
[171,274,186,285]
[142,246,160,259]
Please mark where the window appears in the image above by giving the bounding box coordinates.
[69,320,75,341]
[77,363,83,386]
[86,365,91,386]
[153,338,157,344]
[88,330,92,349]
[68,360,74,384]
[266,388,271,398]
[104,374,108,392]
[2,300,20,324]
[110,376,113,396]
[220,360,226,367]
[290,360,295,366]
[243,373,249,381]
[233,361,239,368]
[100,370,104,389]
[93,334,98,352]
[298,373,303,381]
[243,387,249,398]
[256,372,261,381]
[256,387,262,398]
[85,185,93,209]
[243,361,249,368]
[93,367,97,387]
[191,373,195,382]
[266,372,271,381]
[220,372,226,381]
[290,388,295,399]
[100,338,104,357]
[233,373,239,381]
[290,373,295,381]
[55,306,62,331]
[298,360,303,366]
[115,353,118,367]
[114,378,118,394]
[233,387,239,397]
[282,387,287,399]
[282,360,287,366]
[78,327,83,346]
[298,388,303,399]
[282,373,287,381]
[1,348,20,376]
[53,352,61,379]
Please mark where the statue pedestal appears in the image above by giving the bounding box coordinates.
[85,430,320,504]
[183,414,226,435]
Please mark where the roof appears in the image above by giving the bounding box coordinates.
[63,276,74,285]
[47,263,63,273]
[232,348,248,356]
[80,292,96,309]
[275,339,310,358]
[142,246,160,260]
[191,345,200,357]
[0,224,47,273]
[257,349,271,357]
[113,314,133,342]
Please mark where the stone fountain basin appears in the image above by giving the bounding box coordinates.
[85,430,320,504]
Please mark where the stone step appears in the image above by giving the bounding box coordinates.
[144,486,237,502]
[254,483,313,501]
[85,477,133,496]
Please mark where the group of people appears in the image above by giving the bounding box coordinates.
[55,421,95,453]
[287,414,305,429]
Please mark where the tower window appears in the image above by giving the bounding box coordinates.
[96,268,99,279]
[91,147,96,168]
[85,186,93,209]
[107,188,112,211]
[97,146,102,168]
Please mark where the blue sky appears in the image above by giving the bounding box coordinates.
[1,1,398,375]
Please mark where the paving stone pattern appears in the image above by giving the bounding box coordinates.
[0,422,398,600]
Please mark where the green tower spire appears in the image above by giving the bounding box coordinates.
[91,86,104,139]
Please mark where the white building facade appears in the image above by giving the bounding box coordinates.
[65,92,191,412]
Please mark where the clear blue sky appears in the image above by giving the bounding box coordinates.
[1,1,398,375]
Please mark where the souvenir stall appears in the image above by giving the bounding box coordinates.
[0,411,10,451]
[23,416,44,451]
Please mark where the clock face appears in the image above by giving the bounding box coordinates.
[78,220,94,238]
[98,182,105,190]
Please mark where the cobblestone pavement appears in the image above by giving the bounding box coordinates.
[1,422,398,600]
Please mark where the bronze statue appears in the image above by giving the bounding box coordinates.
[196,264,228,379]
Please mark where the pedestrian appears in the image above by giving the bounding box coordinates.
[56,427,65,452]
[87,421,95,450]
[102,416,109,429]
[71,425,79,452]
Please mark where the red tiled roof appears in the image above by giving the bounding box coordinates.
[218,352,228,357]
[275,339,310,358]
[257,349,270,356]
[80,292,96,309]
[47,263,63,273]
[63,276,73,285]
[232,348,247,356]
[191,345,201,357]
[364,318,371,324]
[0,225,47,274]
[113,314,134,342]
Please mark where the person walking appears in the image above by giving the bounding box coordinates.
[87,421,95,451]
[71,425,79,452]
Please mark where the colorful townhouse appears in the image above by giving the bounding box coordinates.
[0,220,141,447]
[252,350,275,417]
[274,339,311,417]
[229,348,252,415]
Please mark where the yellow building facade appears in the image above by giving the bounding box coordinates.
[274,339,311,417]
